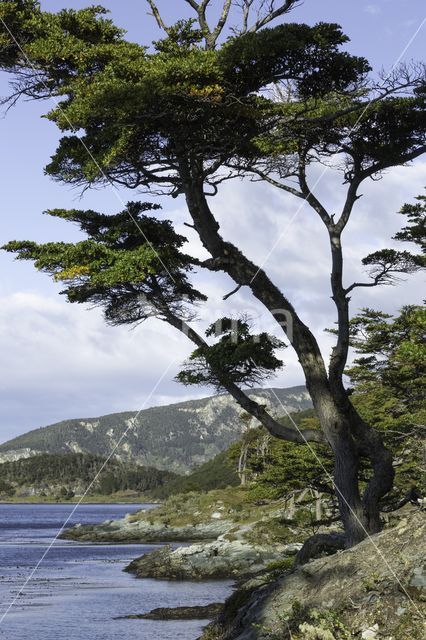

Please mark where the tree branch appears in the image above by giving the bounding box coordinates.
[345,279,383,294]
[161,304,326,444]
[335,162,363,234]
[210,0,233,47]
[223,283,242,300]
[146,0,170,33]
[248,0,301,33]
[177,157,340,433]
[297,154,332,228]
[363,145,426,180]
[231,163,304,198]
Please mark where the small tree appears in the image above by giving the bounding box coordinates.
[1,1,425,546]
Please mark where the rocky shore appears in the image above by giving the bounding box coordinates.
[125,537,301,581]
[61,510,229,543]
[61,489,307,580]
[201,507,426,640]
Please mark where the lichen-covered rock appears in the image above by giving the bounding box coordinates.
[125,538,301,581]
[201,507,426,640]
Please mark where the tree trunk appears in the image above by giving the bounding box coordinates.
[238,443,249,485]
[348,407,395,533]
[332,426,368,546]
[179,172,393,546]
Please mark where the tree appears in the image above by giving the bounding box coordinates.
[1,1,425,546]
[347,304,426,505]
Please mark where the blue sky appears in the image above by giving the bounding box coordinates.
[0,0,425,442]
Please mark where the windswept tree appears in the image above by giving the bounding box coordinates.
[1,0,425,547]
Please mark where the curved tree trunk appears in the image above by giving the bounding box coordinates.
[348,405,395,533]
[179,169,393,546]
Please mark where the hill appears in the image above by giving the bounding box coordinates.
[0,452,177,501]
[0,386,311,473]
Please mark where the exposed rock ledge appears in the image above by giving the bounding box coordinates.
[200,507,426,640]
[125,537,301,581]
[114,603,224,620]
[61,512,230,543]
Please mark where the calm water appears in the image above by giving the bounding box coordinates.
[0,504,232,640]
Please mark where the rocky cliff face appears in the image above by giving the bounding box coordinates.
[0,448,42,463]
[0,386,311,473]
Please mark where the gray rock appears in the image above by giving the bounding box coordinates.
[200,509,426,640]
[125,538,300,580]
[62,514,230,543]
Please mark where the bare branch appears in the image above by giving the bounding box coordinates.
[183,0,200,10]
[239,0,255,34]
[210,0,233,47]
[335,161,363,233]
[297,153,333,228]
[146,0,170,33]
[257,171,303,198]
[248,0,301,33]
[223,284,242,300]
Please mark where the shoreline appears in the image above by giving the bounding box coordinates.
[0,497,159,505]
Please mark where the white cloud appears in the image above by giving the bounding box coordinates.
[365,4,381,15]
[0,292,195,442]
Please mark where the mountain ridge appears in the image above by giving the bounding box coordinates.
[0,386,311,473]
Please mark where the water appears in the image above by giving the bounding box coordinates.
[0,504,233,640]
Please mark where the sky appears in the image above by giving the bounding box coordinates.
[0,0,425,442]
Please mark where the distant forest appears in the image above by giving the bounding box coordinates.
[0,453,177,498]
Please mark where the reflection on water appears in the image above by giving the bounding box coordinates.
[0,504,232,640]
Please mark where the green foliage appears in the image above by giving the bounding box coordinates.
[393,189,426,261]
[348,306,425,410]
[0,4,376,191]
[3,202,206,325]
[228,410,333,500]
[150,449,239,499]
[0,478,14,496]
[361,248,423,282]
[395,195,426,249]
[219,22,369,97]
[265,556,294,576]
[347,305,426,500]
[177,318,285,387]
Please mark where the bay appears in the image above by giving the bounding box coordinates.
[0,503,232,640]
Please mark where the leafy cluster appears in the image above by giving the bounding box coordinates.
[360,189,426,285]
[0,4,374,191]
[3,202,206,324]
[394,191,426,258]
[177,318,285,387]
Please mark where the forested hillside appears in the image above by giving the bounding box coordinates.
[0,453,176,500]
[0,386,311,473]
